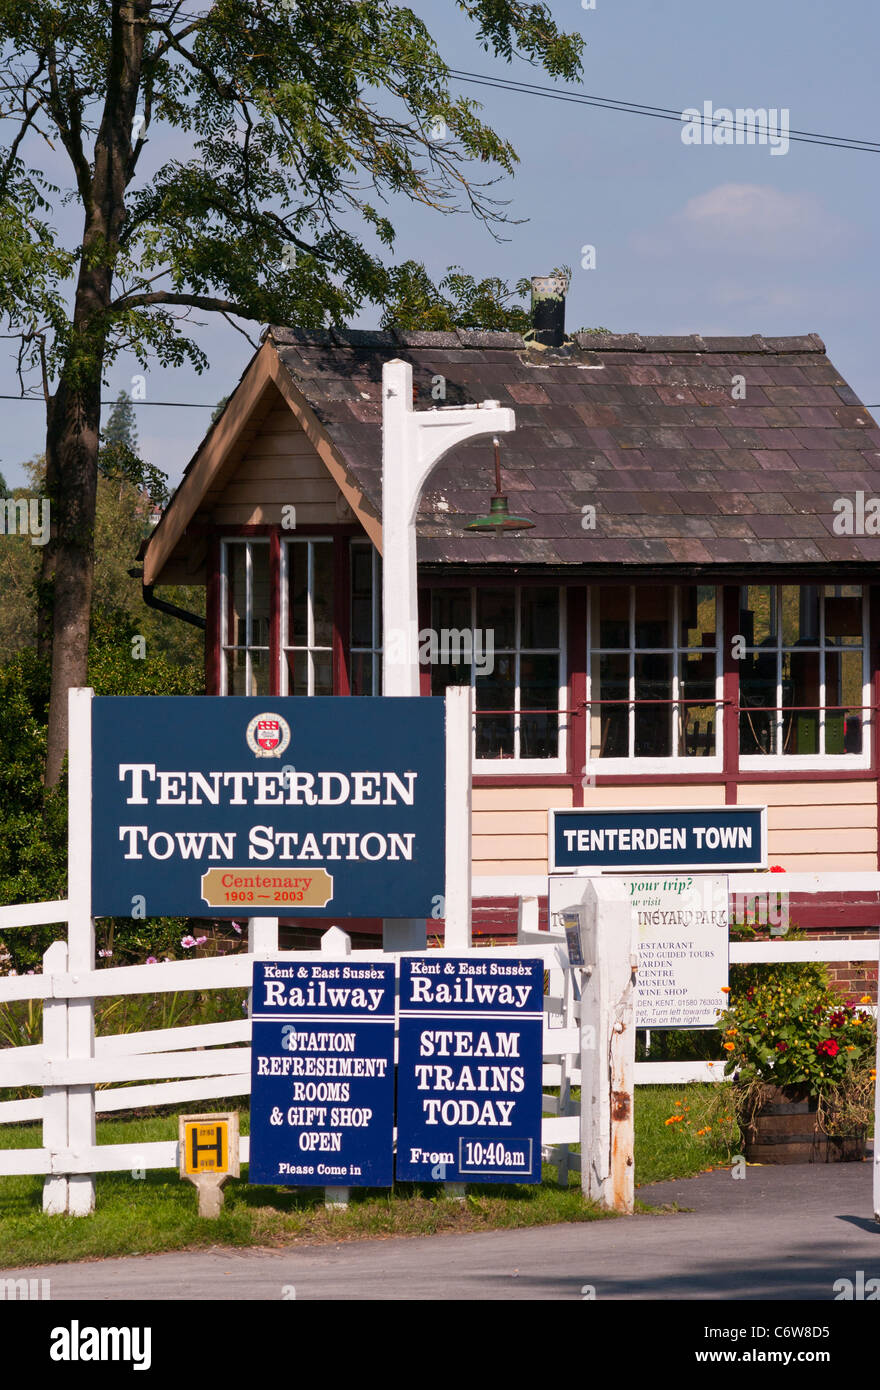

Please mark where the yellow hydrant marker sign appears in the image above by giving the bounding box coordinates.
[179,1112,240,1217]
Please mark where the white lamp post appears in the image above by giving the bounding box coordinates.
[380,358,515,951]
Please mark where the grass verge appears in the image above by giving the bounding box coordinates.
[0,1084,738,1267]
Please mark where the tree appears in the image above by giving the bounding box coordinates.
[381,262,533,333]
[0,451,202,663]
[381,261,588,333]
[99,388,170,507]
[0,1,582,784]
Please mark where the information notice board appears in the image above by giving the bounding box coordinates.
[249,960,395,1186]
[396,957,544,1184]
[627,875,729,1028]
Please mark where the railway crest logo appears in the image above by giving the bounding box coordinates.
[246,713,291,759]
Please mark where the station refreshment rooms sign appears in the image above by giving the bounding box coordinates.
[550,805,766,873]
[90,697,445,917]
[396,958,544,1184]
[249,960,395,1186]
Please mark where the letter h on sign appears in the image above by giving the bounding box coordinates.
[189,1124,224,1172]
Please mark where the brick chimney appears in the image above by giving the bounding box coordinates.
[530,273,568,347]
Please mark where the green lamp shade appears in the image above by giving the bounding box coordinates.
[464,494,535,532]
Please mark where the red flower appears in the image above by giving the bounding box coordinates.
[817,1038,839,1057]
[775,1041,788,1052]
[769,865,786,873]
[829,1011,845,1028]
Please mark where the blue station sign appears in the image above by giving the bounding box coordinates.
[396,957,544,1185]
[550,805,767,873]
[91,696,445,917]
[248,960,395,1186]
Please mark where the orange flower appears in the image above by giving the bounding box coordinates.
[722,1041,735,1051]
[859,994,872,1004]
[724,1028,737,1036]
[720,986,730,994]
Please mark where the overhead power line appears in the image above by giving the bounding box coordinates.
[0,395,215,407]
[447,69,880,153]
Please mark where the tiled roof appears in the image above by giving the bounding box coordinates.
[269,327,880,570]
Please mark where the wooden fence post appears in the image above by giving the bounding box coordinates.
[42,940,69,1214]
[579,877,638,1213]
[67,687,96,1216]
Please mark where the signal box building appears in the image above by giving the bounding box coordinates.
[139,305,880,987]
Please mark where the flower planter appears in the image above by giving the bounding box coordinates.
[742,1085,867,1165]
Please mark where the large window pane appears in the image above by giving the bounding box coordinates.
[825,586,863,646]
[288,544,308,646]
[226,648,248,696]
[634,653,671,756]
[476,589,516,650]
[226,545,246,648]
[476,653,515,759]
[350,652,373,698]
[594,653,628,758]
[679,652,717,756]
[681,586,716,649]
[635,588,671,649]
[783,650,820,754]
[312,543,334,648]
[521,588,559,649]
[740,585,773,646]
[351,546,374,647]
[432,588,471,634]
[781,585,819,647]
[520,653,559,757]
[251,544,271,648]
[594,586,629,648]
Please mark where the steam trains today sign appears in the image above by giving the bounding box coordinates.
[91,697,445,918]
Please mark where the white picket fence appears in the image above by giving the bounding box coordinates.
[0,906,581,1197]
[1,875,878,1204]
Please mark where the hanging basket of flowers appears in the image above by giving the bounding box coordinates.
[717,981,876,1164]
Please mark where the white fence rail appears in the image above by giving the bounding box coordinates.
[0,925,580,1190]
[1,877,878,1206]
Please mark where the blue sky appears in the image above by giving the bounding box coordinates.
[2,0,878,490]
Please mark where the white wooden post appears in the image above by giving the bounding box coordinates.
[247,917,279,1022]
[66,687,96,1216]
[555,964,576,1189]
[247,917,279,954]
[443,686,472,951]
[579,877,638,1213]
[41,939,69,1214]
[381,358,514,953]
[517,896,540,937]
[322,926,352,1209]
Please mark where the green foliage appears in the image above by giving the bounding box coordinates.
[0,608,202,972]
[87,605,203,696]
[717,979,876,1094]
[381,261,533,332]
[0,2,584,389]
[99,391,170,509]
[0,451,203,668]
[379,261,594,335]
[728,920,830,997]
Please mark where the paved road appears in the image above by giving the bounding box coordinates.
[6,1160,880,1300]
